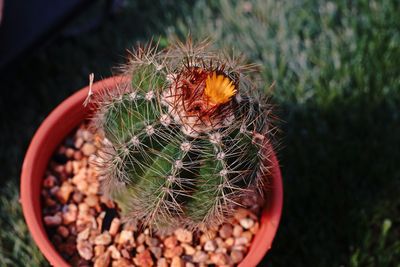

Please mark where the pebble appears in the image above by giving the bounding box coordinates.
[94,245,105,257]
[235,237,250,246]
[233,225,243,237]
[137,233,146,244]
[164,235,177,248]
[118,230,134,245]
[81,143,96,156]
[219,223,233,238]
[157,258,168,267]
[77,240,93,260]
[75,137,84,149]
[85,194,99,207]
[171,256,184,267]
[77,227,90,241]
[94,251,110,267]
[57,225,69,238]
[56,182,74,203]
[134,250,154,267]
[94,231,112,245]
[164,246,183,258]
[242,231,253,243]
[149,246,162,258]
[240,218,254,229]
[174,228,193,243]
[109,218,121,236]
[231,250,244,264]
[192,251,208,263]
[112,258,133,267]
[44,214,62,226]
[145,236,160,247]
[62,204,78,225]
[210,252,228,265]
[181,244,195,255]
[204,240,217,252]
[43,175,57,188]
[108,245,121,259]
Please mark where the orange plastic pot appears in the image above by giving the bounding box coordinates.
[20,76,283,267]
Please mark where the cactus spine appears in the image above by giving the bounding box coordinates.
[94,40,274,232]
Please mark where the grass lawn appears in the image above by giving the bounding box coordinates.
[1,0,399,266]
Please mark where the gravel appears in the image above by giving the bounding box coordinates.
[42,123,262,266]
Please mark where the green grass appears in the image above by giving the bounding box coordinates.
[1,0,399,266]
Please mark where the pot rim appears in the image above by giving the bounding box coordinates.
[20,76,283,267]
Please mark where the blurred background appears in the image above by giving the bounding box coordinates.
[0,0,399,266]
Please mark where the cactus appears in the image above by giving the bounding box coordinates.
[93,40,275,232]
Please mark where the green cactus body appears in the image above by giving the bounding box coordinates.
[94,41,274,231]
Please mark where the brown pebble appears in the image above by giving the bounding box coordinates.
[77,240,93,260]
[112,258,134,267]
[72,191,84,203]
[85,194,99,207]
[171,256,184,267]
[82,143,96,156]
[43,175,57,188]
[164,246,183,258]
[65,148,75,158]
[137,233,146,244]
[210,252,228,265]
[134,250,154,267]
[108,218,121,236]
[44,214,62,226]
[108,245,121,260]
[63,204,78,225]
[225,237,235,247]
[118,230,134,245]
[242,231,253,243]
[157,258,168,267]
[74,137,84,149]
[149,246,162,259]
[56,182,74,203]
[235,236,250,246]
[74,150,83,160]
[94,245,105,257]
[233,225,243,237]
[181,244,195,255]
[200,230,217,244]
[192,251,208,263]
[56,225,69,238]
[94,231,112,245]
[65,161,73,174]
[59,242,76,256]
[136,244,145,253]
[231,250,244,264]
[145,236,160,247]
[94,251,111,267]
[44,197,57,207]
[204,240,217,252]
[234,208,249,221]
[219,223,233,239]
[77,227,90,241]
[121,249,131,259]
[250,222,259,234]
[164,235,177,248]
[174,228,193,243]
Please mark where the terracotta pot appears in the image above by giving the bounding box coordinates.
[20,76,283,267]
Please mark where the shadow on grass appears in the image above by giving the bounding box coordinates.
[262,97,400,266]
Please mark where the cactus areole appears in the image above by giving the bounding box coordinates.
[93,41,275,232]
